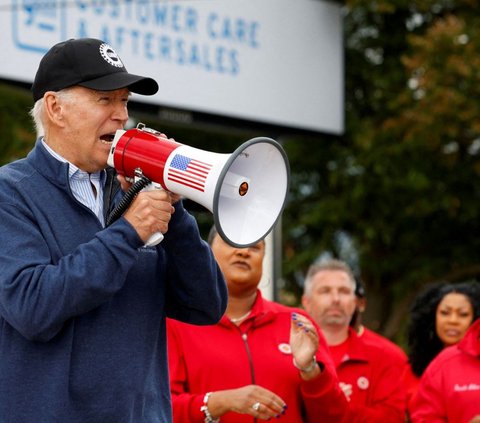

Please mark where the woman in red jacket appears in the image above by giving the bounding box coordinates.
[403,281,480,417]
[167,226,348,422]
[410,318,480,423]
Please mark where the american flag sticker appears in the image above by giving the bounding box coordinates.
[167,154,213,192]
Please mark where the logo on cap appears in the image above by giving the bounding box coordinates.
[99,43,124,68]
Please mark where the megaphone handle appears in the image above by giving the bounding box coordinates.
[142,182,165,247]
[144,231,164,247]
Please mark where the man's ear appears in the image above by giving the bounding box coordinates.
[43,92,67,127]
[356,297,366,313]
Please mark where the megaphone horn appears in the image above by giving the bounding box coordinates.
[107,123,290,247]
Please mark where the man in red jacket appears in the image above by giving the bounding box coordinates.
[410,318,480,423]
[351,278,408,367]
[302,259,407,422]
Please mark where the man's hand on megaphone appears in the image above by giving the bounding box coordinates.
[120,181,176,243]
[117,175,182,204]
[116,174,133,193]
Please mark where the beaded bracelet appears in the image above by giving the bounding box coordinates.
[200,392,220,423]
[292,356,317,373]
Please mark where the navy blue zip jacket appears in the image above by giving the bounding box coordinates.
[0,140,227,422]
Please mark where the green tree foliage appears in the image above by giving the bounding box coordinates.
[281,0,480,340]
[0,83,36,164]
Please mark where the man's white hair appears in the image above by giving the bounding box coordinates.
[29,99,45,138]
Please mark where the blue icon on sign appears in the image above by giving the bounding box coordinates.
[12,0,66,53]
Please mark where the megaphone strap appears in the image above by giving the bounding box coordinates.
[106,175,151,227]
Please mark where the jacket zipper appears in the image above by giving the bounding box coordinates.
[238,329,257,423]
[241,332,256,385]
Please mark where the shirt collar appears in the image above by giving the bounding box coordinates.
[41,138,106,184]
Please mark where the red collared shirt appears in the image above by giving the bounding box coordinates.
[329,327,407,422]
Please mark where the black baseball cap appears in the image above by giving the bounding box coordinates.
[32,38,158,101]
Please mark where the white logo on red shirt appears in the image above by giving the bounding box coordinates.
[357,376,369,390]
[278,343,291,354]
[454,383,480,392]
[339,382,352,401]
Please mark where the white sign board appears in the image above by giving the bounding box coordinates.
[1,0,344,134]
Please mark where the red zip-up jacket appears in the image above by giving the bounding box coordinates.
[402,363,420,416]
[410,318,480,423]
[360,327,408,367]
[332,327,407,422]
[167,290,348,422]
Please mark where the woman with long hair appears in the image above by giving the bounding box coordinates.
[404,281,480,416]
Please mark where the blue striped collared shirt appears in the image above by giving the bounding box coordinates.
[42,139,106,226]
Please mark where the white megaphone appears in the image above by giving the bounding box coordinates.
[107,123,290,247]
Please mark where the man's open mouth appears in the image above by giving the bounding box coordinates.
[100,134,115,144]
